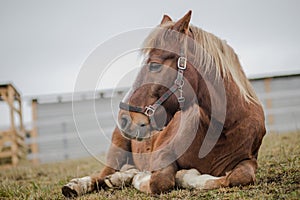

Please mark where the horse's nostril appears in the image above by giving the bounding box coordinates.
[139,123,146,127]
[119,115,132,130]
[120,117,128,129]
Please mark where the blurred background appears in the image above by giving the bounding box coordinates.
[0,0,299,167]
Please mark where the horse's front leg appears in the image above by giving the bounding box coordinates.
[62,127,132,197]
[132,104,199,194]
[103,164,139,188]
[132,163,178,194]
[61,166,115,197]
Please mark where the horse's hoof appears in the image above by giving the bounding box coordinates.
[62,184,78,197]
[104,168,139,188]
[132,171,151,192]
[175,169,222,190]
[61,176,92,197]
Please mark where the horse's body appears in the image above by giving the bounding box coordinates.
[62,11,265,197]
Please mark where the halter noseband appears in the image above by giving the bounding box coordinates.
[119,42,188,130]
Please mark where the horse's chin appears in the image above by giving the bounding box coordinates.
[120,126,152,141]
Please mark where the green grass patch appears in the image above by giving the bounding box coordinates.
[0,132,299,199]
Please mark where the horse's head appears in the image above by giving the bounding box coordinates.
[118,11,199,141]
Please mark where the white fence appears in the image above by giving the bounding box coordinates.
[26,74,300,163]
[252,75,300,132]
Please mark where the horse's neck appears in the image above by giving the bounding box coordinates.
[222,77,251,127]
[196,74,248,126]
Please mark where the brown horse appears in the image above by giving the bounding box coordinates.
[62,11,265,197]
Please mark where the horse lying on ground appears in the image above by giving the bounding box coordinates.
[62,10,265,197]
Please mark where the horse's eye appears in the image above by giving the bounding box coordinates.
[149,62,162,72]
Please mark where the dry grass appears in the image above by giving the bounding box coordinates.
[0,132,299,199]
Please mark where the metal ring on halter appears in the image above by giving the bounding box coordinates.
[178,96,185,103]
[175,79,184,87]
[175,70,185,87]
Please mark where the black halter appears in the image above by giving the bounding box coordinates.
[119,48,187,130]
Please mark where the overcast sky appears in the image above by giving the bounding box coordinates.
[1,0,300,97]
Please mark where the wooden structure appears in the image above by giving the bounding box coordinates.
[0,83,26,168]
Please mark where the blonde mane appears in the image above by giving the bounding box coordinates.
[142,23,259,103]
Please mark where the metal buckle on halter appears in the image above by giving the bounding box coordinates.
[178,96,185,103]
[144,105,155,117]
[177,56,187,70]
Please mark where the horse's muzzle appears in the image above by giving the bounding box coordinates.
[118,113,152,141]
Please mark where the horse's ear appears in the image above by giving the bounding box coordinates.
[160,14,172,24]
[173,10,192,34]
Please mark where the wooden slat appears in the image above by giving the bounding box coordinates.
[17,137,26,149]
[30,100,39,164]
[0,164,14,169]
[264,78,274,125]
[0,151,12,158]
